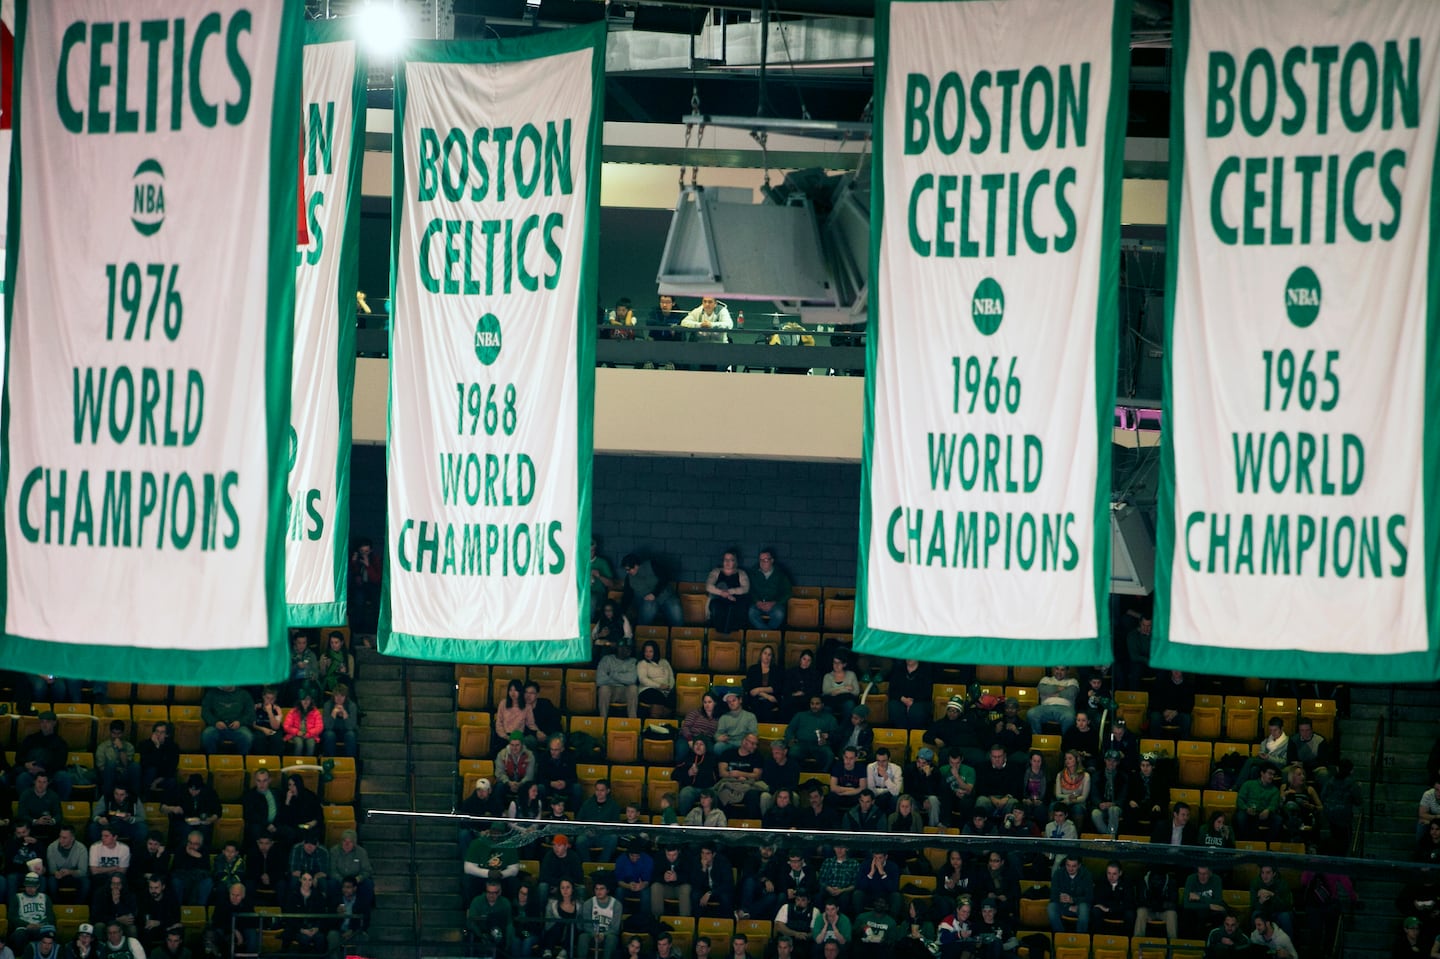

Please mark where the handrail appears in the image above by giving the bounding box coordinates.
[403,659,423,959]
[1364,713,1384,858]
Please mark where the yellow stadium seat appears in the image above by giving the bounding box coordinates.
[609,765,646,810]
[822,598,855,633]
[215,805,244,847]
[170,705,204,753]
[134,684,169,704]
[1262,698,1297,734]
[325,757,356,804]
[735,920,771,958]
[1302,699,1337,741]
[209,755,246,802]
[92,704,132,738]
[178,753,208,781]
[459,760,495,795]
[607,719,641,764]
[457,675,490,711]
[1190,699,1223,740]
[1053,933,1089,959]
[256,905,283,952]
[1139,739,1174,760]
[974,665,1009,684]
[744,633,782,665]
[1223,697,1259,742]
[1012,666,1045,686]
[675,674,711,716]
[707,635,743,674]
[530,667,564,704]
[1176,741,1212,788]
[458,712,493,759]
[576,763,608,801]
[786,597,820,630]
[1131,938,1170,959]
[54,905,89,941]
[133,704,169,731]
[646,767,676,813]
[791,585,822,599]
[671,635,705,672]
[1092,934,1129,959]
[565,670,598,715]
[171,686,204,705]
[1202,790,1237,822]
[53,704,94,752]
[873,727,908,762]
[570,715,606,742]
[62,801,92,824]
[642,720,680,765]
[680,594,709,626]
[323,804,356,845]
[1168,788,1201,809]
[1114,691,1148,730]
[697,917,734,942]
[1018,895,1050,930]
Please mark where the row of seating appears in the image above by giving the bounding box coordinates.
[0,751,356,804]
[0,701,342,754]
[18,800,357,850]
[458,748,1272,827]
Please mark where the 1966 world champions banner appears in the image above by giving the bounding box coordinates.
[381,25,603,663]
[857,0,1129,665]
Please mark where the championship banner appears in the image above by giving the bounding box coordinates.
[1153,0,1440,681]
[380,25,602,663]
[856,0,1128,664]
[1,0,300,682]
[286,22,363,626]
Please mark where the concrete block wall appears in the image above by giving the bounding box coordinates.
[349,447,861,588]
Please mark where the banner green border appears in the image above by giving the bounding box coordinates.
[854,0,1127,667]
[0,0,300,684]
[287,21,366,627]
[378,23,603,665]
[1151,0,1440,682]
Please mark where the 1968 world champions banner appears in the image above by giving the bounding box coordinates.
[381,25,602,663]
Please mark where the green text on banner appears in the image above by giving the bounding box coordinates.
[1154,0,1440,681]
[857,0,1128,665]
[287,23,364,627]
[1,0,301,682]
[380,25,602,664]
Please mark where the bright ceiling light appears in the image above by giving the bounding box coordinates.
[355,1,410,58]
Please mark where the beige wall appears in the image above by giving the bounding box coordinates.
[353,358,865,459]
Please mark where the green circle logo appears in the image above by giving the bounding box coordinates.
[130,159,166,237]
[1284,266,1321,328]
[971,278,1005,336]
[474,313,502,366]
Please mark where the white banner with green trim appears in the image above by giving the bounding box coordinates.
[1153,0,1440,681]
[1,0,300,682]
[287,23,363,627]
[856,0,1128,665]
[381,25,601,664]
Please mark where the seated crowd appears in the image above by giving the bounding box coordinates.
[0,629,370,959]
[451,546,1371,959]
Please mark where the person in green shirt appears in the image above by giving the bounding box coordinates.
[747,548,793,630]
[854,898,902,959]
[467,879,514,954]
[590,539,619,619]
[811,901,852,950]
[1237,764,1283,839]
[1180,865,1225,938]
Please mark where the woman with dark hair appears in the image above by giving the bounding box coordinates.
[283,689,324,757]
[277,774,323,845]
[495,679,528,752]
[821,655,861,722]
[705,550,750,635]
[637,641,676,718]
[591,601,633,665]
[783,650,822,719]
[317,631,354,694]
[678,693,721,762]
[743,645,784,723]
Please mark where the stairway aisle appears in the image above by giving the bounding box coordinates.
[354,648,462,958]
[1340,684,1440,959]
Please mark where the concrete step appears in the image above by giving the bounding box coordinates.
[363,692,409,711]
[410,693,456,712]
[415,758,457,779]
[414,726,455,745]
[409,678,456,697]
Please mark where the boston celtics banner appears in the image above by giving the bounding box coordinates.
[856,0,1128,664]
[287,23,363,626]
[1154,0,1440,681]
[1,0,300,682]
[380,25,601,664]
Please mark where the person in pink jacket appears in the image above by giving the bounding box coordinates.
[284,688,325,756]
